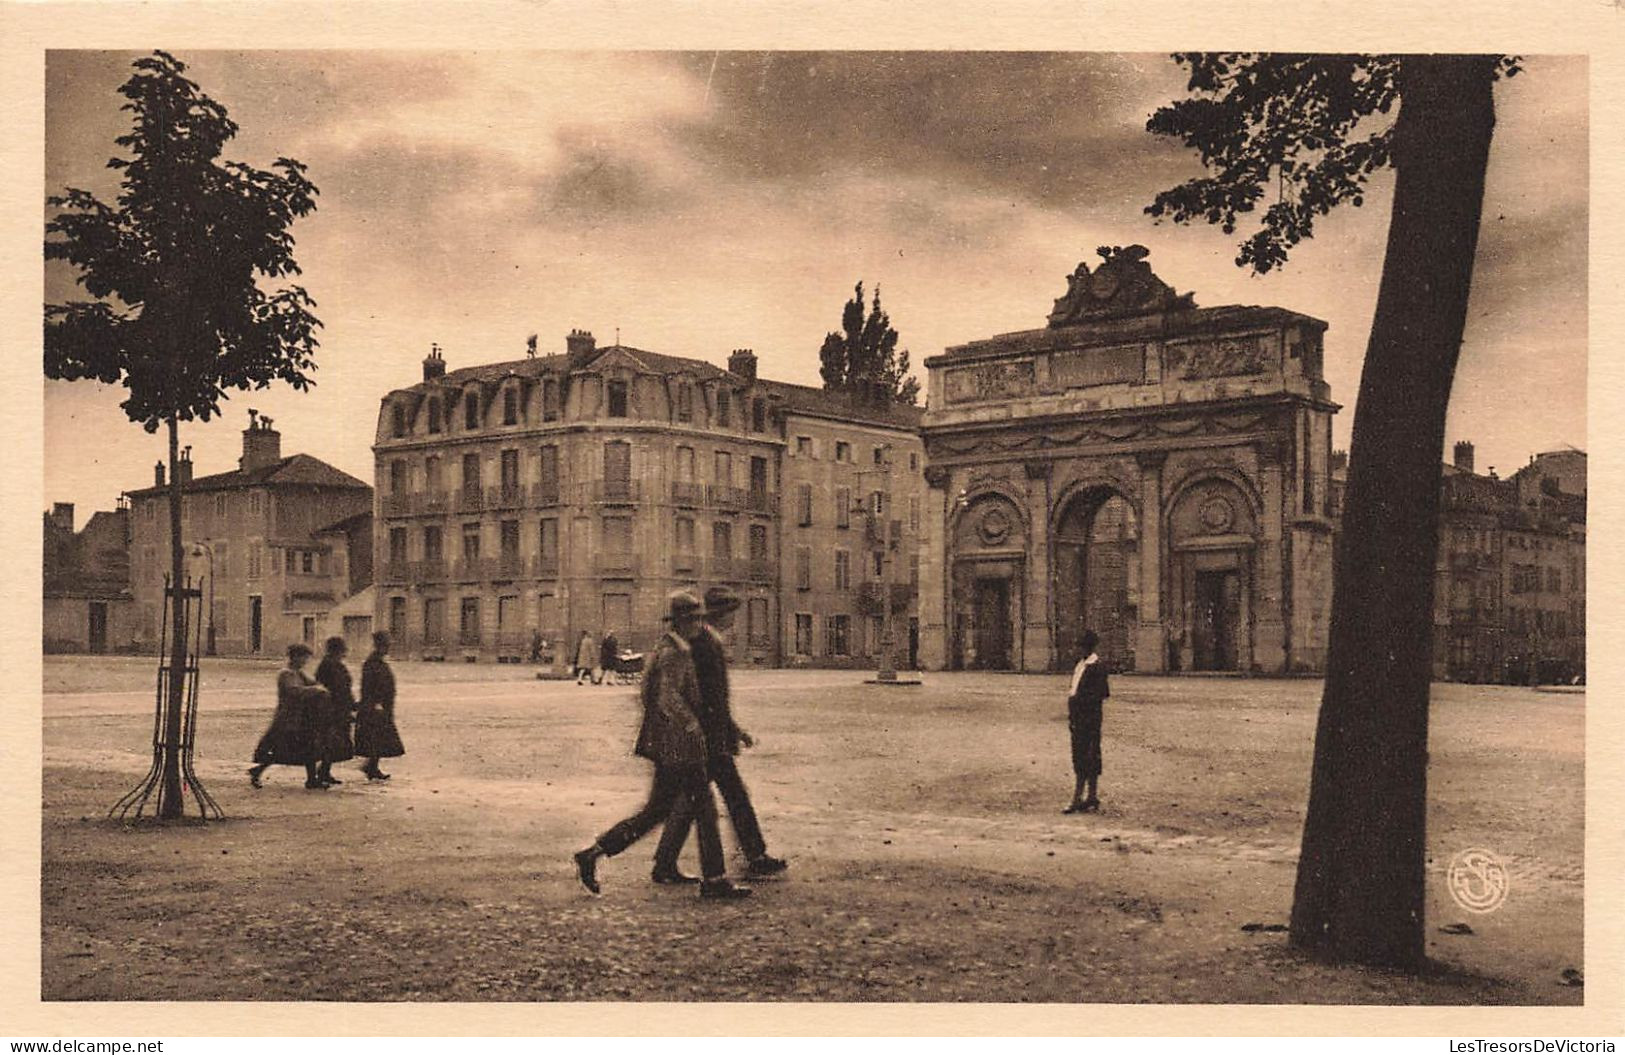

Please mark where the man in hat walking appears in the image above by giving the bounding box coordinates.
[573,590,750,900]
[650,585,789,884]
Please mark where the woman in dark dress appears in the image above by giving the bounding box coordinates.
[1062,629,1110,814]
[249,643,330,790]
[314,636,357,786]
[355,631,406,781]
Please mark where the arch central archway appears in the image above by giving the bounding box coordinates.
[1052,486,1140,671]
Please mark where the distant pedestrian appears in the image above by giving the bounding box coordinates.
[652,586,787,883]
[575,630,597,684]
[529,628,545,664]
[572,590,751,900]
[597,630,619,685]
[356,631,405,781]
[314,637,357,786]
[1062,629,1109,814]
[248,643,330,790]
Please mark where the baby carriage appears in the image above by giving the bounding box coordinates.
[608,648,644,686]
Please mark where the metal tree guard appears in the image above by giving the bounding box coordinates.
[110,574,224,821]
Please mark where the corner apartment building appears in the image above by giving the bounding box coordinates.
[372,331,923,667]
[126,412,374,655]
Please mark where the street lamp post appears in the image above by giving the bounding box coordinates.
[189,540,216,656]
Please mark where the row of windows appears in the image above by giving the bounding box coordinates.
[390,380,774,438]
[791,436,919,472]
[143,492,264,521]
[790,613,892,658]
[384,592,776,647]
[1507,607,1572,638]
[387,444,773,495]
[387,518,775,564]
[792,485,919,531]
[1509,563,1563,595]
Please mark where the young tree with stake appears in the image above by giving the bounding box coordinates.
[46,51,321,820]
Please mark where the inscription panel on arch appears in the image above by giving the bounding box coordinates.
[944,360,1037,404]
[1049,343,1144,389]
[1163,334,1275,381]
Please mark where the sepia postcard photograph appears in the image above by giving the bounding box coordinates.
[6,0,1623,1040]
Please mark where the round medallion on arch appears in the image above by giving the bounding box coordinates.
[978,506,1013,546]
[1198,495,1235,534]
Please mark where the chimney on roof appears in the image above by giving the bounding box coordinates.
[1454,441,1475,474]
[1329,449,1348,474]
[240,409,283,473]
[423,343,446,382]
[177,446,194,486]
[728,348,758,382]
[154,461,165,488]
[49,502,74,533]
[566,329,597,370]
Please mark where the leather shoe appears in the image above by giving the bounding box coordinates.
[699,879,752,900]
[573,848,601,894]
[304,779,329,790]
[652,867,700,885]
[365,770,392,782]
[746,854,789,877]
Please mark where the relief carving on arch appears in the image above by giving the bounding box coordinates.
[1169,478,1258,544]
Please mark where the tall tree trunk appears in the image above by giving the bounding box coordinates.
[1288,55,1499,969]
[159,412,187,818]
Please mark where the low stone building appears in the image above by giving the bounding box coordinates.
[919,246,1339,673]
[43,500,136,653]
[125,412,373,655]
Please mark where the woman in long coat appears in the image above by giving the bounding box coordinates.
[314,636,357,785]
[249,643,330,790]
[575,630,597,684]
[355,631,406,781]
[1062,629,1110,814]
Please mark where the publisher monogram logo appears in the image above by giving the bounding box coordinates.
[1447,847,1510,914]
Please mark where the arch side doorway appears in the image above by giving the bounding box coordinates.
[1052,487,1140,672]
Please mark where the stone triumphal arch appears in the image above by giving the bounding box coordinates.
[919,246,1340,673]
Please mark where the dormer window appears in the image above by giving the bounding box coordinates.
[676,382,693,423]
[503,387,518,425]
[392,404,407,438]
[716,388,731,428]
[542,378,560,422]
[752,398,766,433]
[607,380,629,418]
[428,397,442,434]
[464,392,480,430]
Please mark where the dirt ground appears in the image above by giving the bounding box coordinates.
[41,657,1584,1003]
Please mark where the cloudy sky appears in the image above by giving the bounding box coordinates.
[43,51,1586,516]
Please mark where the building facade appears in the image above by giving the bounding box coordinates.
[1433,443,1585,684]
[126,412,374,656]
[372,333,923,668]
[43,500,137,653]
[919,246,1339,674]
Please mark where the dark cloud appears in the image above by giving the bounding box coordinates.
[540,130,687,224]
[666,52,1194,213]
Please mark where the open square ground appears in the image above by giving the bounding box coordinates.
[41,658,1582,1003]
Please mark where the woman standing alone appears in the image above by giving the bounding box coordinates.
[356,631,406,781]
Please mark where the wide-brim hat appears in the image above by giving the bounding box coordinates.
[663,589,704,622]
[703,585,742,617]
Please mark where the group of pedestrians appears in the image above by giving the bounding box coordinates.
[248,632,405,790]
[574,586,788,900]
[573,628,623,685]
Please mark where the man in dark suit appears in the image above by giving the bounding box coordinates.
[651,586,789,883]
[573,590,750,900]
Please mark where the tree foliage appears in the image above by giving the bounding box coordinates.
[1146,53,1518,274]
[819,281,920,405]
[45,50,322,429]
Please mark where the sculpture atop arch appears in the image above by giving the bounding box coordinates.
[920,249,1340,674]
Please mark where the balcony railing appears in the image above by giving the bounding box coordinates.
[597,551,637,576]
[709,556,742,581]
[856,582,886,614]
[708,484,747,510]
[411,559,447,584]
[458,628,482,647]
[457,487,485,513]
[672,481,703,507]
[381,559,411,584]
[747,557,775,583]
[671,551,700,574]
[589,479,640,504]
[488,484,525,511]
[381,492,414,517]
[453,557,492,582]
[532,554,561,577]
[746,489,778,514]
[422,490,451,515]
[494,553,525,580]
[531,481,562,506]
